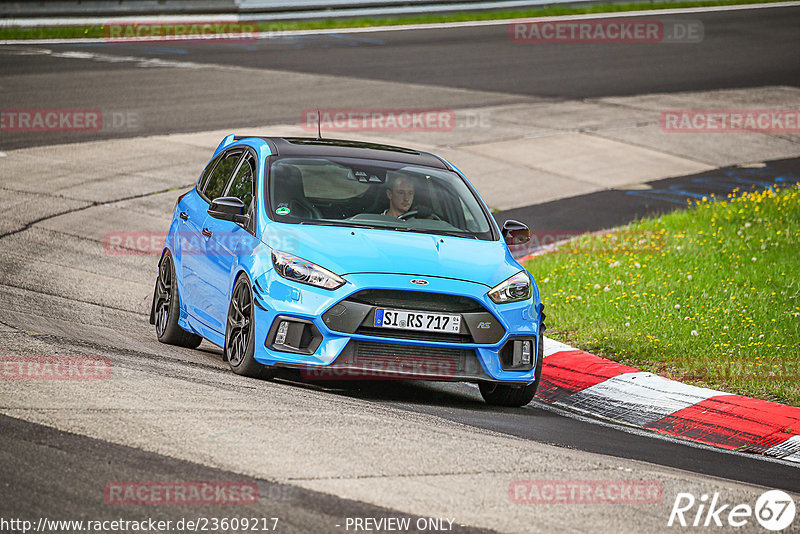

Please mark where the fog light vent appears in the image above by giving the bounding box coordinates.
[275,321,289,345]
[499,337,536,371]
[267,316,322,355]
[520,341,531,366]
[514,340,533,367]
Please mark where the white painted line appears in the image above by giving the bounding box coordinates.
[263,1,800,36]
[562,371,725,427]
[764,434,800,461]
[0,14,240,28]
[543,336,575,357]
[2,47,210,69]
[534,398,800,468]
[783,452,800,464]
[2,2,799,45]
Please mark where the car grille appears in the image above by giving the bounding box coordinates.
[328,340,488,380]
[323,290,505,345]
[348,289,484,313]
[355,326,473,344]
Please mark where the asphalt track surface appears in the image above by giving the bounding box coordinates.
[1,4,798,149]
[2,4,800,530]
[149,6,800,97]
[0,415,489,533]
[496,156,800,237]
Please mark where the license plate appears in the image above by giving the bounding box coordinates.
[373,308,461,333]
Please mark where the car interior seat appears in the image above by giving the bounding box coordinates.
[271,164,322,219]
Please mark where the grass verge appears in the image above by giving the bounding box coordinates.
[0,0,793,40]
[525,185,800,407]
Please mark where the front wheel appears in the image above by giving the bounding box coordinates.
[479,381,538,407]
[480,332,544,407]
[225,275,272,379]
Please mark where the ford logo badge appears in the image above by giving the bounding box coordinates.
[410,279,429,285]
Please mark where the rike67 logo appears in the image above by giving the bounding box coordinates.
[668,490,796,531]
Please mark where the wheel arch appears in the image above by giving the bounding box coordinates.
[227,266,253,304]
[149,248,173,325]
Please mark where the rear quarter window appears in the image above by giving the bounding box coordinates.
[203,151,242,201]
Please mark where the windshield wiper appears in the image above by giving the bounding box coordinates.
[299,220,377,229]
[434,230,479,239]
[295,220,479,238]
[385,227,479,239]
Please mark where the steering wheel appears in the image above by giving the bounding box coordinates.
[399,209,441,221]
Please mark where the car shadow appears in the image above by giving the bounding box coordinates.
[270,369,508,412]
[198,346,530,413]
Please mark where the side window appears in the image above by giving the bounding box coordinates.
[225,153,255,212]
[203,151,241,201]
[198,154,221,191]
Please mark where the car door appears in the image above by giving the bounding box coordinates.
[199,149,259,333]
[182,149,243,329]
[175,153,220,320]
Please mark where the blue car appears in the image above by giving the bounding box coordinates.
[150,135,544,406]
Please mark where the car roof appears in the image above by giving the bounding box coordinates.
[237,136,450,169]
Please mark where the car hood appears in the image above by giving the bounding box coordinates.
[263,223,522,288]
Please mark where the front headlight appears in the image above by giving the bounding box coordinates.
[488,271,531,304]
[271,250,345,290]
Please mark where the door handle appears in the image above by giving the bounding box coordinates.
[202,228,212,238]
[179,212,189,220]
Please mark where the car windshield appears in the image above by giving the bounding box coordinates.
[268,156,494,240]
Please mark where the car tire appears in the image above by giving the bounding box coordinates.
[225,275,273,379]
[480,332,544,407]
[152,251,203,349]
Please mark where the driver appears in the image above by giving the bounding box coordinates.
[384,175,415,218]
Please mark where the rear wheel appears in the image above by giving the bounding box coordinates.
[225,275,272,379]
[480,332,544,407]
[152,251,203,348]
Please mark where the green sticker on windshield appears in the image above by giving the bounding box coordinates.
[276,206,290,216]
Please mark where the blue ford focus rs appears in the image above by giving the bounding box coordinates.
[150,135,544,406]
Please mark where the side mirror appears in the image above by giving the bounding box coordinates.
[208,197,249,225]
[502,219,531,246]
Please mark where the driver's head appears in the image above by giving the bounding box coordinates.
[386,175,414,217]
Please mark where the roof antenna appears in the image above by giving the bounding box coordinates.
[316,109,322,140]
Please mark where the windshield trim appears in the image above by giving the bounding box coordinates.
[299,219,482,239]
[264,155,498,241]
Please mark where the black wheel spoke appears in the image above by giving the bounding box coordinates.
[228,333,237,364]
[155,256,173,337]
[226,279,253,369]
[229,331,240,365]
[236,335,245,362]
[231,297,242,319]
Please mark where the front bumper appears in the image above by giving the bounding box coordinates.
[251,272,541,384]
